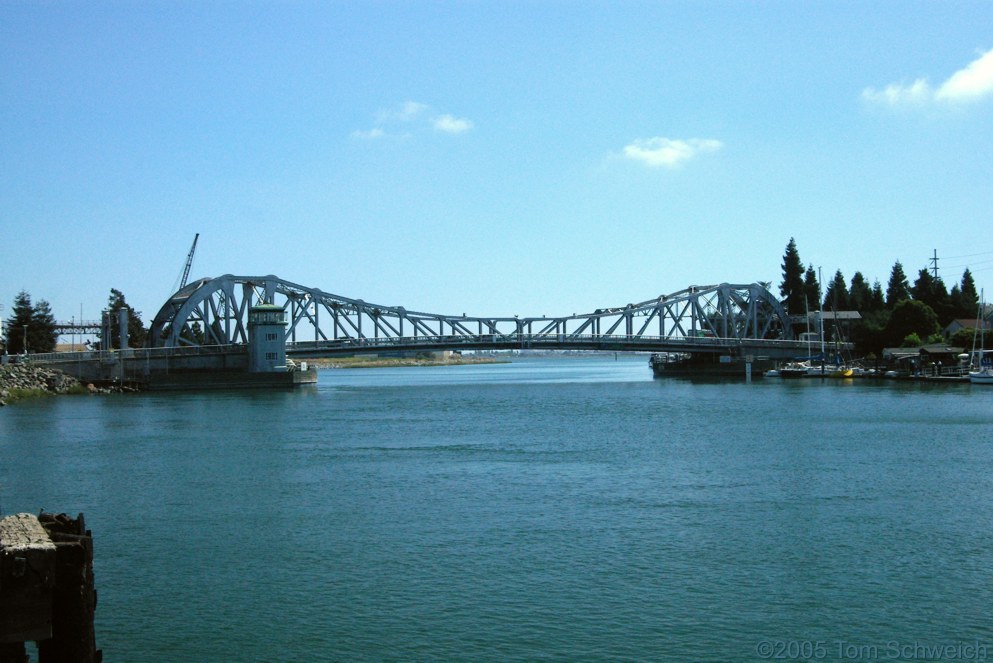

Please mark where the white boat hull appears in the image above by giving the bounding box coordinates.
[969,369,993,385]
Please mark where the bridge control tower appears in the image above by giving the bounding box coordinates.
[248,304,287,372]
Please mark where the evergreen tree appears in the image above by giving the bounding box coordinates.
[869,281,886,312]
[823,269,850,310]
[960,268,979,307]
[849,272,872,312]
[949,284,965,319]
[911,268,935,302]
[779,238,806,315]
[885,261,911,308]
[951,268,980,318]
[31,298,58,353]
[3,290,56,354]
[4,291,34,354]
[803,267,820,314]
[103,289,148,349]
[911,269,952,324]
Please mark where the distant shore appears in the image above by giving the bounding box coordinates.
[303,355,508,369]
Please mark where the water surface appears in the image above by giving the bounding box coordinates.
[3,355,992,661]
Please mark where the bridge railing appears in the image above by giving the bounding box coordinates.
[19,344,245,365]
[285,333,829,353]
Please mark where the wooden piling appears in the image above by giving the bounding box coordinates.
[0,513,100,663]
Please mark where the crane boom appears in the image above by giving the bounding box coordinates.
[180,233,199,289]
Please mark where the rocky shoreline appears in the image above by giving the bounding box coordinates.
[0,363,129,406]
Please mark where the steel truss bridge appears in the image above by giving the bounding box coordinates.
[147,275,816,360]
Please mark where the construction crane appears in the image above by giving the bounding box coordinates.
[179,233,199,290]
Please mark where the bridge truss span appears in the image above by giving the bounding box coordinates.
[147,275,794,355]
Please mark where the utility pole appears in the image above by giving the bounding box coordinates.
[930,249,940,279]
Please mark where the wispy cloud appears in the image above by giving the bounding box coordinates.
[861,79,931,106]
[622,137,723,169]
[862,48,993,107]
[350,127,386,140]
[433,114,473,134]
[376,101,429,125]
[353,101,473,139]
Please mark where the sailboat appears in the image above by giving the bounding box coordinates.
[969,290,993,385]
[971,356,993,384]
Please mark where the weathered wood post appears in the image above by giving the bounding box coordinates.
[36,513,100,663]
[0,514,54,663]
[0,513,100,663]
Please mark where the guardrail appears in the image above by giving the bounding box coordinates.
[19,344,246,365]
[285,333,829,353]
[16,334,842,366]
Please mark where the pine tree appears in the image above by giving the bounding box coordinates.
[779,238,806,315]
[803,267,820,314]
[912,269,951,324]
[823,270,850,310]
[31,299,58,353]
[886,261,911,308]
[3,290,56,354]
[849,272,872,312]
[870,281,885,311]
[911,269,935,302]
[4,291,34,355]
[959,269,979,314]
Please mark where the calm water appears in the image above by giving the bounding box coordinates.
[3,355,993,662]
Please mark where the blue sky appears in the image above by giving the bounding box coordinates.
[2,2,992,328]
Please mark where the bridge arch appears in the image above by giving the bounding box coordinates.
[147,275,794,352]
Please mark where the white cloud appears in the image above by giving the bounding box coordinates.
[863,48,993,107]
[355,102,473,139]
[622,137,723,169]
[377,100,429,124]
[861,78,931,106]
[936,48,993,102]
[433,114,473,134]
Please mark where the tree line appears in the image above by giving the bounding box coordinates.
[779,238,987,356]
[2,289,146,355]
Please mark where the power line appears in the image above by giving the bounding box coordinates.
[940,249,993,260]
[941,257,993,271]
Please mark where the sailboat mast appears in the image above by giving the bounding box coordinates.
[818,267,825,357]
